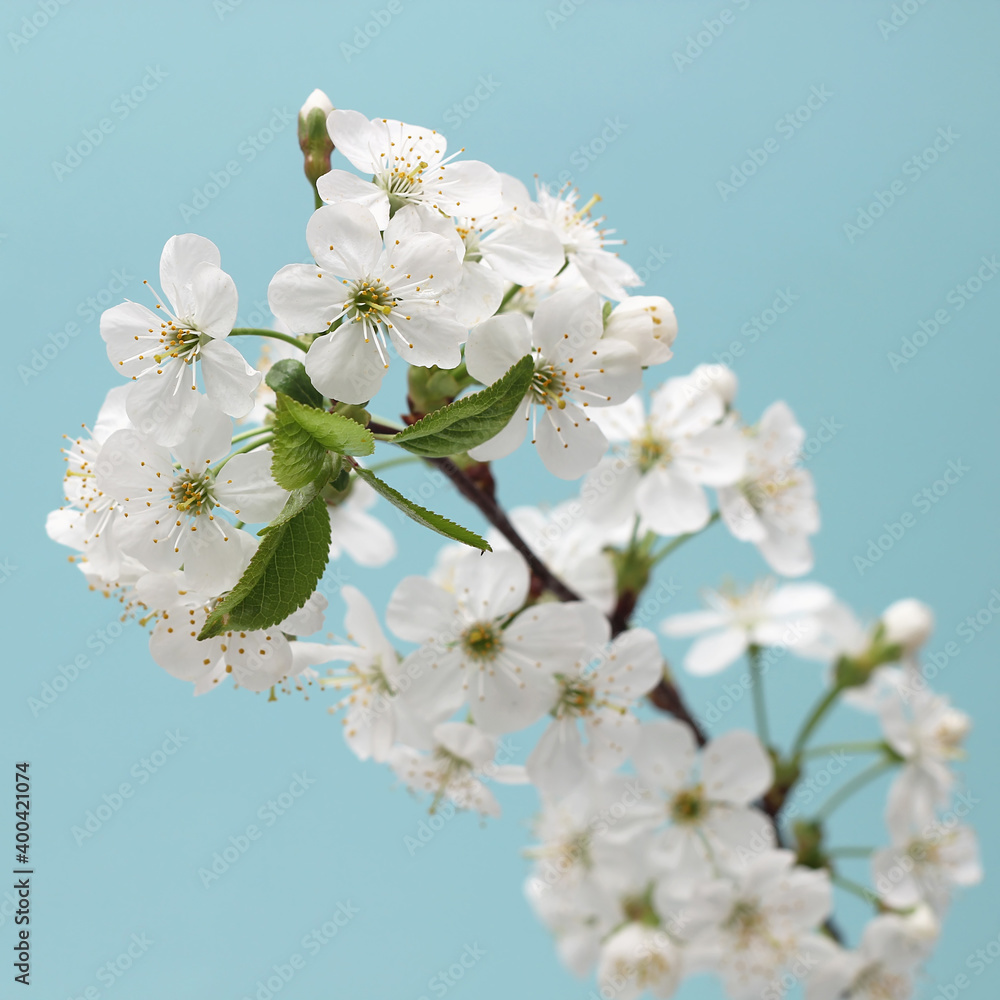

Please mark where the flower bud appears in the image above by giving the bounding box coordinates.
[603,295,677,366]
[690,363,738,406]
[903,903,940,945]
[298,89,335,188]
[881,598,934,652]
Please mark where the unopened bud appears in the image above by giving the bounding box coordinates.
[298,89,335,187]
[904,902,940,944]
[881,598,934,652]
[690,362,738,406]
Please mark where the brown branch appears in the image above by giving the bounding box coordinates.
[424,456,582,604]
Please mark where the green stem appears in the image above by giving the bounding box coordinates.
[801,741,887,760]
[229,328,308,352]
[497,283,523,312]
[827,846,875,858]
[791,683,844,758]
[212,434,274,474]
[651,511,719,565]
[312,185,323,211]
[814,758,896,822]
[831,874,878,906]
[230,426,273,445]
[748,645,771,747]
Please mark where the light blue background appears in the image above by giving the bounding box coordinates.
[2,1,998,997]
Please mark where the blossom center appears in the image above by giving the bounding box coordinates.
[462,622,504,661]
[531,362,568,409]
[154,321,202,365]
[169,473,214,516]
[345,278,396,325]
[670,786,705,824]
[723,899,765,944]
[376,161,428,213]
[456,226,483,263]
[554,677,596,718]
[633,428,671,472]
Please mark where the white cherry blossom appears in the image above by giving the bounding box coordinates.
[300,585,407,762]
[388,721,524,818]
[584,373,747,535]
[100,234,259,445]
[807,907,938,1000]
[718,401,819,576]
[662,578,833,676]
[596,923,684,1000]
[268,203,465,403]
[465,287,642,478]
[46,385,133,581]
[386,549,593,733]
[141,574,327,694]
[872,822,981,913]
[95,397,287,594]
[634,720,775,895]
[879,688,971,831]
[671,849,832,1000]
[527,628,663,800]
[317,111,503,228]
[525,183,641,300]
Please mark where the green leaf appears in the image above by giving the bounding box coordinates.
[388,355,533,458]
[265,359,325,408]
[258,459,335,535]
[352,465,491,552]
[198,495,331,639]
[271,395,329,490]
[283,397,375,456]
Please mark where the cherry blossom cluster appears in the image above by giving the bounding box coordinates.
[47,89,979,999]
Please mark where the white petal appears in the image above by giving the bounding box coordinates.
[386,577,457,643]
[464,312,531,384]
[199,339,261,418]
[532,287,603,358]
[315,170,389,230]
[386,302,466,369]
[481,218,564,285]
[187,262,238,338]
[454,549,530,620]
[213,450,288,523]
[304,326,387,404]
[306,202,383,276]
[325,109,382,171]
[701,730,774,804]
[125,368,200,447]
[535,404,608,480]
[633,718,697,794]
[527,719,588,800]
[159,234,221,318]
[467,399,530,462]
[684,627,747,676]
[636,466,710,536]
[267,263,347,335]
[449,260,504,328]
[661,609,728,638]
[171,395,232,468]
